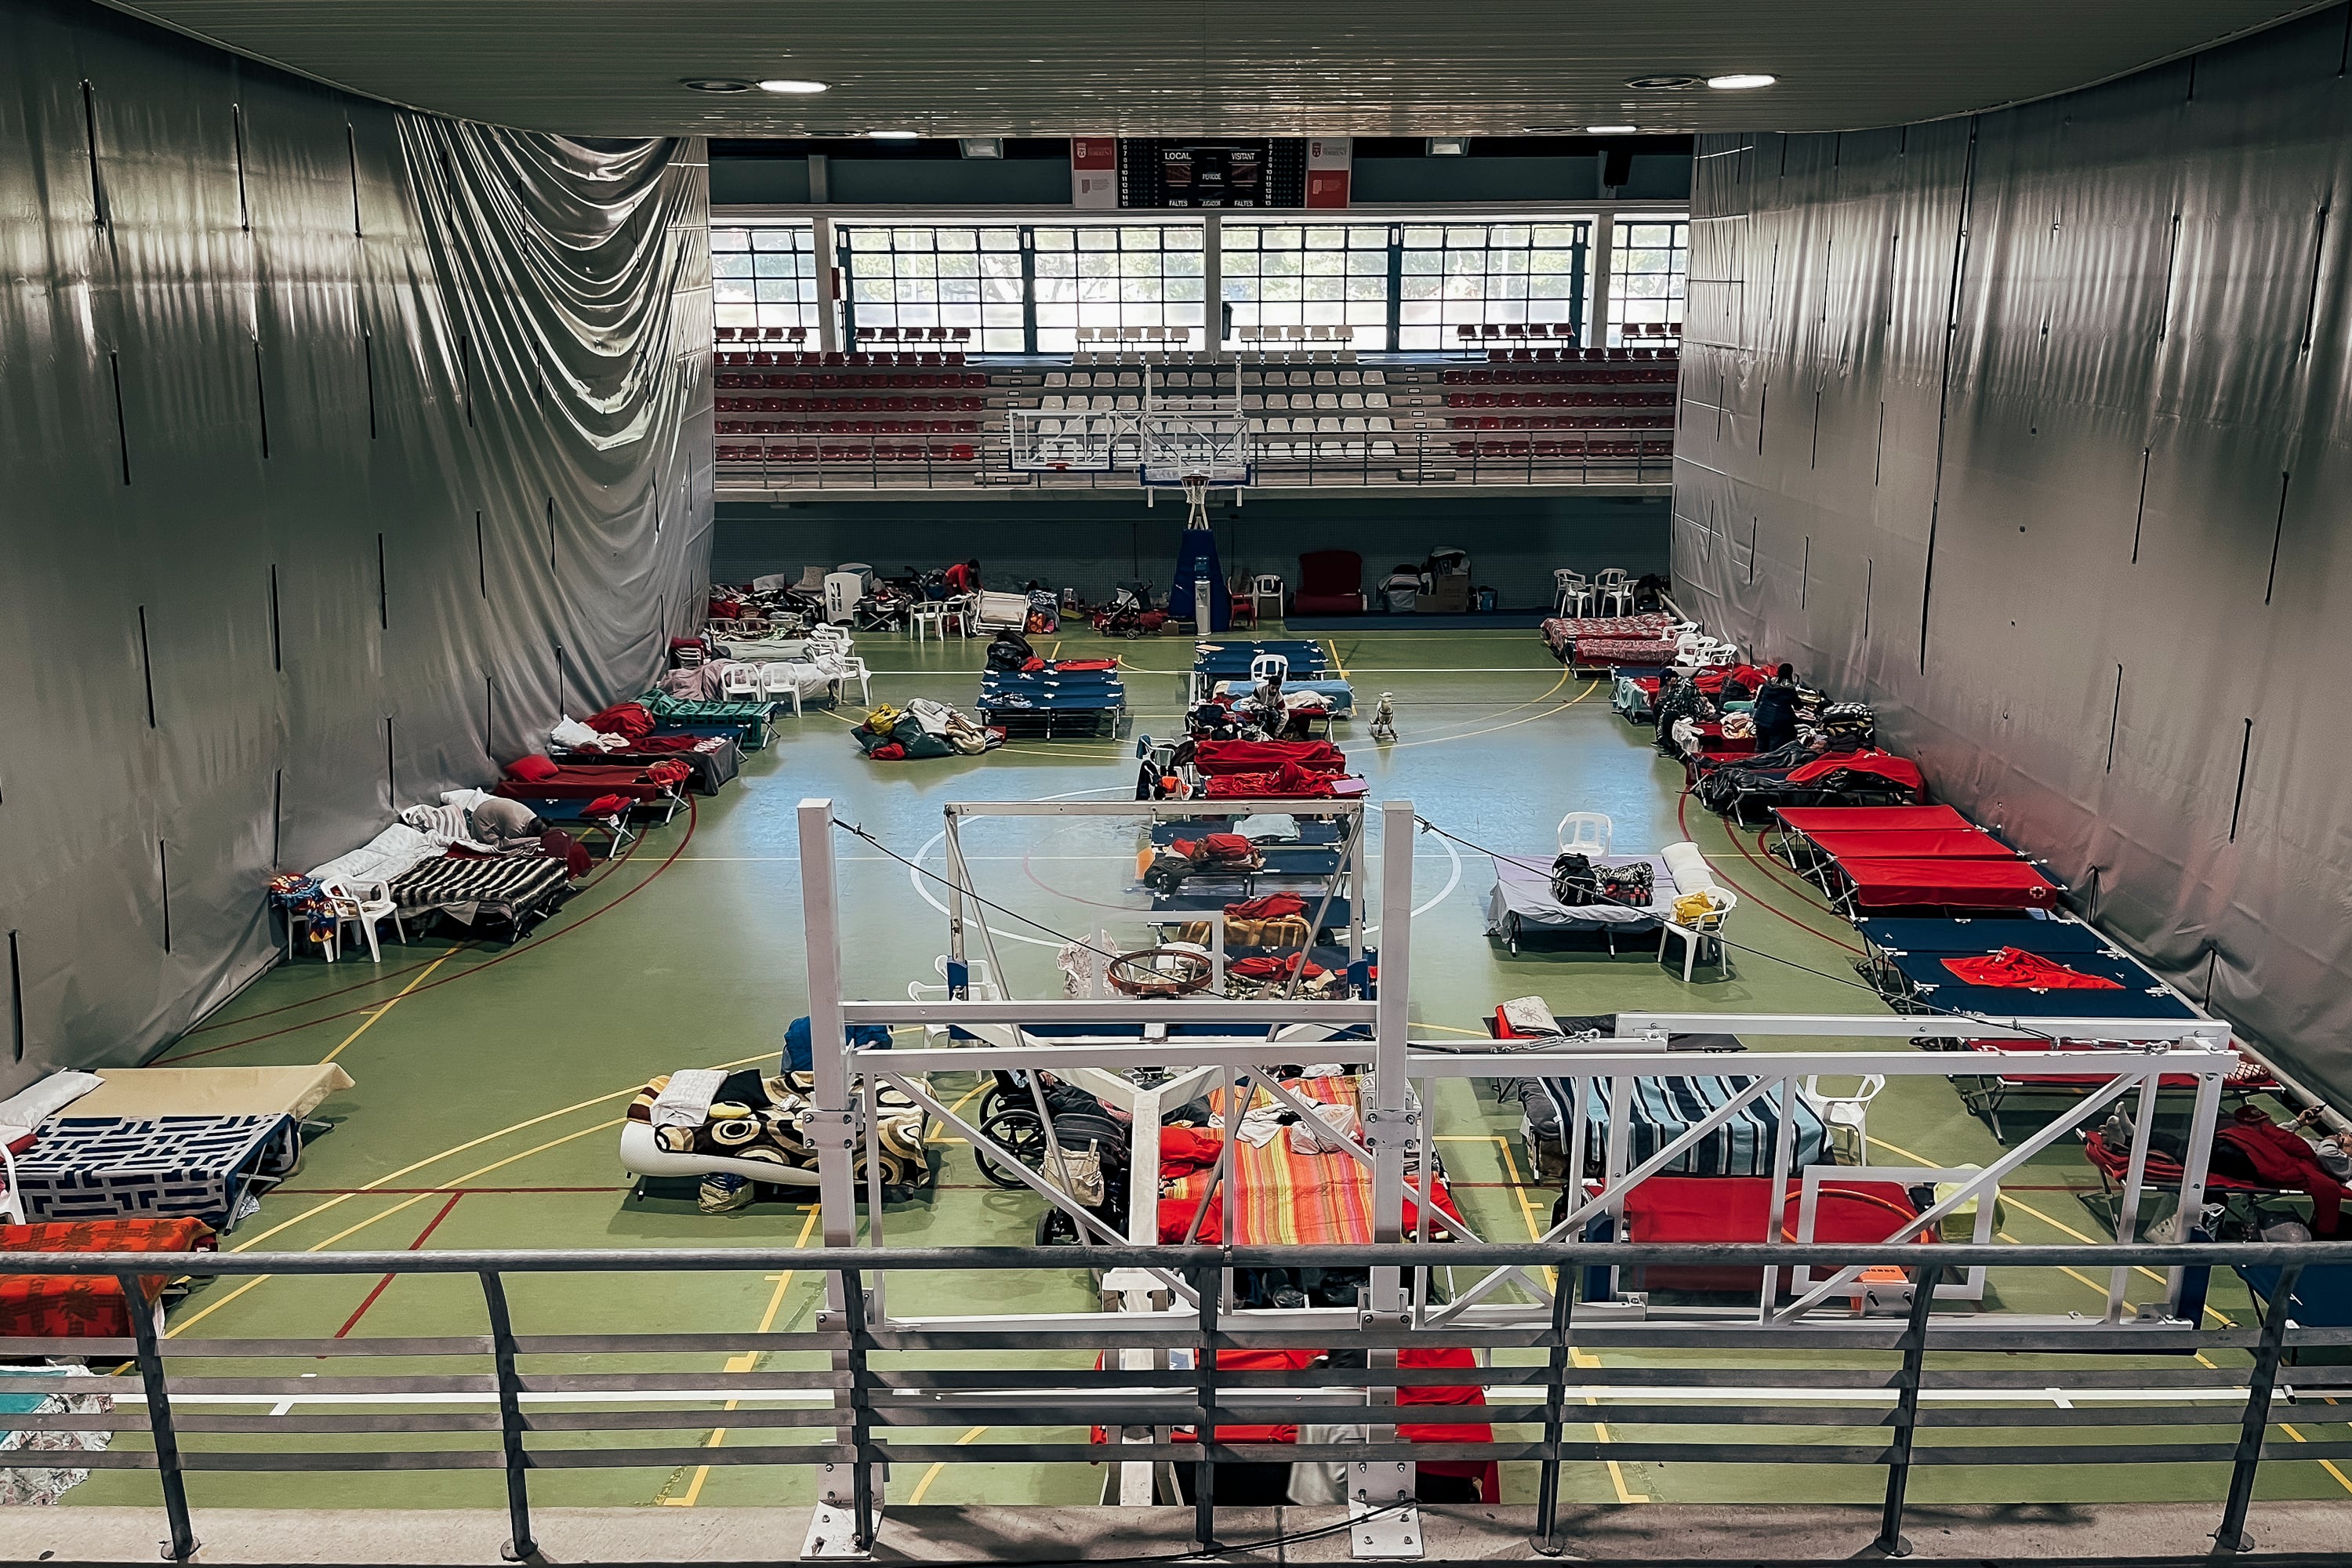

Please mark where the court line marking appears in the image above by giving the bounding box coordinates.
[321,954,452,1065]
[906,1424,989,1505]
[666,1205,824,1508]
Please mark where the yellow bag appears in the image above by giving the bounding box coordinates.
[1672,891,1719,924]
[862,702,903,733]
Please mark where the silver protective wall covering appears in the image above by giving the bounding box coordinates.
[1674,5,2352,1105]
[0,0,713,1085]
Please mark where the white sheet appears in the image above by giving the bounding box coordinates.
[650,1069,725,1129]
[309,824,440,888]
[0,1070,104,1142]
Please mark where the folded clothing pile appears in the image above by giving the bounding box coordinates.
[856,699,1000,760]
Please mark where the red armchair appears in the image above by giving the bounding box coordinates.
[1292,550,1366,615]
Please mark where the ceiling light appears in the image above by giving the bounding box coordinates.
[1586,125,1637,135]
[1707,73,1777,89]
[1624,74,1700,90]
[679,78,755,94]
[960,137,1004,158]
[757,78,829,95]
[867,129,920,140]
[1427,136,1470,157]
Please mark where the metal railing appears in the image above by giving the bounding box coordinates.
[6,1237,2347,1561]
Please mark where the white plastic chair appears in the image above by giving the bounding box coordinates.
[1250,574,1286,622]
[1553,570,1595,618]
[1802,1074,1886,1163]
[318,877,405,964]
[720,663,763,700]
[1556,812,1614,856]
[838,655,873,706]
[1250,653,1290,686]
[1594,568,1633,617]
[1659,888,1736,982]
[757,661,807,714]
[807,624,853,659]
[909,598,965,642]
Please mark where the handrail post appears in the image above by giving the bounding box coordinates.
[842,1265,878,1552]
[2216,1263,2302,1552]
[1530,1252,1576,1556]
[1190,1260,1221,1554]
[1871,1263,1938,1559]
[121,1272,198,1563]
[477,1271,536,1562]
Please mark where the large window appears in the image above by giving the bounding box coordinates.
[842,226,1027,353]
[1029,224,1206,352]
[713,213,1653,352]
[1397,221,1591,350]
[712,225,819,335]
[1221,223,1392,350]
[1608,216,1689,346]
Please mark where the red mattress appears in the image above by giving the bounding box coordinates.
[1192,739,1348,776]
[493,761,684,801]
[1784,750,1926,792]
[0,1218,217,1338]
[1808,828,2017,860]
[1622,1175,1927,1293]
[1776,805,1973,833]
[1838,856,2059,910]
[1200,764,1365,800]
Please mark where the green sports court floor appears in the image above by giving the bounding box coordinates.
[76,626,2352,1514]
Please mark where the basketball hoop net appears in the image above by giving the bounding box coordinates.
[1180,473,1211,530]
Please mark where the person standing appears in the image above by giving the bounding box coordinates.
[1752,663,1801,753]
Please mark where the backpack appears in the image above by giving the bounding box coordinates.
[985,630,1034,672]
[1599,862,1653,905]
[1549,851,1598,906]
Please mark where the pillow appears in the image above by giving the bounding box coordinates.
[506,753,561,783]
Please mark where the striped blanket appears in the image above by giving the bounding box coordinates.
[1542,1075,1828,1178]
[387,853,572,926]
[1163,1077,1461,1245]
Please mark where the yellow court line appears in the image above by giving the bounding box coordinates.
[1497,1132,1647,1502]
[1324,638,1350,681]
[906,1424,989,1505]
[668,1206,826,1508]
[2279,1423,2352,1497]
[928,1080,988,1144]
[167,1116,631,1337]
[1386,670,1592,751]
[321,954,452,1065]
[1867,1133,2237,1326]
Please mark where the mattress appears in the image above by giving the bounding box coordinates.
[71,1065,354,1123]
[0,1218,217,1338]
[387,853,573,924]
[1775,805,1976,834]
[1621,1175,1924,1292]
[1485,853,1672,931]
[12,1116,299,1229]
[1882,947,2197,1019]
[616,1119,818,1187]
[1542,1076,1829,1178]
[1857,916,2115,956]
[1806,828,2018,860]
[492,765,676,802]
[1192,740,1348,776]
[1836,856,2060,911]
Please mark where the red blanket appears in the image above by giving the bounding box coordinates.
[0,1218,217,1338]
[1202,761,1348,799]
[1810,828,2014,860]
[1942,948,2121,990]
[583,702,655,739]
[1624,1176,1926,1294]
[493,760,686,802]
[1228,893,1307,921]
[1193,739,1348,776]
[1784,750,1926,792]
[1840,856,2058,909]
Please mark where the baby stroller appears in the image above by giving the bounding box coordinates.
[1092,581,1165,639]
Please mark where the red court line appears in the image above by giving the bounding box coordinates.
[332,1192,466,1339]
[1675,790,1866,956]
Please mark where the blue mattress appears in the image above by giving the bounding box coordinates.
[1541,1076,1828,1178]
[506,796,619,825]
[1858,916,2115,956]
[2235,1263,2352,1328]
[1194,638,1330,677]
[1882,947,2196,1019]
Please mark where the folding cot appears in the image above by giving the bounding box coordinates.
[1536,1076,1831,1179]
[500,796,633,858]
[975,662,1128,739]
[0,1217,217,1340]
[1855,914,2115,993]
[558,731,741,795]
[1483,851,1673,955]
[1825,854,2060,916]
[638,691,782,749]
[1869,924,2192,1021]
[1697,748,1928,824]
[1606,1174,1931,1296]
[2085,1130,2339,1241]
[1771,804,1980,867]
[9,1115,300,1232]
[1148,814,1350,880]
[1538,612,1680,669]
[492,760,688,824]
[385,851,576,938]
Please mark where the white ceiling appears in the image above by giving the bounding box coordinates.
[102,1,2330,138]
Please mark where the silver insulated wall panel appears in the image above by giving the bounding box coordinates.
[1675,5,2352,1105]
[0,0,713,1084]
